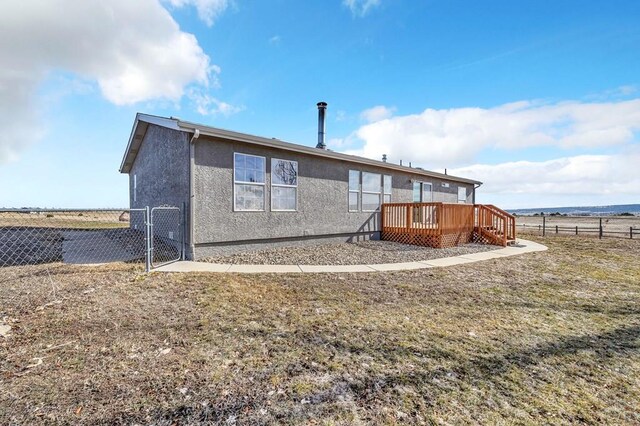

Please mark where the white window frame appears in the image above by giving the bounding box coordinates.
[457,186,467,203]
[422,182,433,202]
[271,158,298,212]
[383,175,392,204]
[361,172,382,212]
[233,152,266,212]
[413,181,433,202]
[348,170,360,212]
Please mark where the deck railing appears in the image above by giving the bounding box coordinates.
[475,204,516,246]
[381,202,516,247]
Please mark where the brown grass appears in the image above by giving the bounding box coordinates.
[1,236,639,424]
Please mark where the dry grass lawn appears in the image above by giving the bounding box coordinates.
[1,235,639,424]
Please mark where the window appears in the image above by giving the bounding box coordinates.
[412,181,421,202]
[271,158,298,211]
[422,182,433,202]
[412,181,433,202]
[348,170,360,212]
[133,174,137,203]
[458,186,467,203]
[383,175,392,203]
[234,153,266,211]
[362,172,381,211]
[349,171,390,211]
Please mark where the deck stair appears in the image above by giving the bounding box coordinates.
[473,204,516,247]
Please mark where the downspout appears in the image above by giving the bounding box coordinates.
[189,129,200,260]
[473,182,482,205]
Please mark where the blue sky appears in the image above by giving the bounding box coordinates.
[1,0,639,208]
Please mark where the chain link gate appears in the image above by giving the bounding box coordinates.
[149,206,183,269]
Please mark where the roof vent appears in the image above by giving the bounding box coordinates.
[382,154,387,162]
[316,102,327,149]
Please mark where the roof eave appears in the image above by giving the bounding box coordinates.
[176,120,482,186]
[119,114,182,174]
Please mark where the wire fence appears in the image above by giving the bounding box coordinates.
[516,216,640,239]
[0,207,183,271]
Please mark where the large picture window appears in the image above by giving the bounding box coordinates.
[234,153,266,211]
[271,158,298,211]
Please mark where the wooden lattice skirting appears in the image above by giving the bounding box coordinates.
[382,231,475,249]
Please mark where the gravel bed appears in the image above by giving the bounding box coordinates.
[200,240,499,265]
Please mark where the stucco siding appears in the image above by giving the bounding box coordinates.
[128,124,190,246]
[193,135,474,253]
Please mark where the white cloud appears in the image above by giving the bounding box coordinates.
[0,0,226,163]
[449,149,640,208]
[335,110,347,122]
[189,90,244,117]
[343,0,381,17]
[350,99,640,168]
[360,105,395,123]
[166,0,229,26]
[269,35,281,45]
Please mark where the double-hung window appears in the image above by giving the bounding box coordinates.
[349,171,391,211]
[362,172,382,211]
[348,170,360,211]
[383,175,392,203]
[457,186,467,203]
[234,153,266,211]
[271,158,298,211]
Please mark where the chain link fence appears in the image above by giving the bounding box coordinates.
[150,206,183,268]
[0,207,183,271]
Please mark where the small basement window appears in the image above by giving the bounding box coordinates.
[271,158,298,211]
[234,153,266,211]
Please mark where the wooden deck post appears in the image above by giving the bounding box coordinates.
[406,204,411,231]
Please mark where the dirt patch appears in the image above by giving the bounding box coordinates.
[1,236,639,424]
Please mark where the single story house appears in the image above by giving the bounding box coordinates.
[119,104,484,259]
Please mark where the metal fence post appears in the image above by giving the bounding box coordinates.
[575,225,578,235]
[182,201,187,260]
[599,218,603,239]
[542,216,546,236]
[145,206,152,272]
[555,225,558,234]
[631,227,634,240]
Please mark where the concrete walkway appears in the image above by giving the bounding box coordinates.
[154,238,547,274]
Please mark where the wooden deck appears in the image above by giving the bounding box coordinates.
[381,202,516,248]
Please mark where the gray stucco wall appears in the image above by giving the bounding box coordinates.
[193,135,475,256]
[128,124,190,247]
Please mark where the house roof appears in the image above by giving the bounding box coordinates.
[120,113,482,186]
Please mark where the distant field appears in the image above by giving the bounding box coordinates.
[0,211,129,229]
[516,215,640,237]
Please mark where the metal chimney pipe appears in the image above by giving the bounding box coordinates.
[316,101,327,149]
